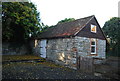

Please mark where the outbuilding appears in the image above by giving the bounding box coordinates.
[31,15,107,69]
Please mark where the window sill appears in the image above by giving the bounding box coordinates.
[87,54,98,56]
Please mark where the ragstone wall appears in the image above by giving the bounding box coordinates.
[75,37,106,59]
[46,37,106,69]
[46,37,77,69]
[32,37,106,69]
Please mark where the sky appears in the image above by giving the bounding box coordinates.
[30,0,119,27]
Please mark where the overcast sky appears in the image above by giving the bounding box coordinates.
[30,0,119,27]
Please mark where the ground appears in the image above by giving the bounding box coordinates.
[94,56,120,79]
[2,55,120,80]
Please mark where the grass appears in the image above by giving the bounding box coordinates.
[2,55,74,73]
[2,55,72,71]
[3,61,73,72]
[2,55,62,68]
[2,55,44,61]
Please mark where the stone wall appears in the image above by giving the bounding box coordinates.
[97,39,106,59]
[75,37,91,57]
[46,38,77,69]
[32,36,106,69]
[2,42,29,55]
[75,37,106,59]
[46,37,106,68]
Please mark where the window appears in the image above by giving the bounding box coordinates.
[91,39,96,54]
[91,24,96,33]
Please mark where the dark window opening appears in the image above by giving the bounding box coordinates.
[91,39,96,54]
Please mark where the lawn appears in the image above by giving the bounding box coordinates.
[2,55,44,61]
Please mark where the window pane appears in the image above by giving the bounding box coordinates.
[91,24,96,33]
[91,46,95,53]
[91,41,95,45]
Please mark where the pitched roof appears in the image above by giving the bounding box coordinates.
[37,15,94,39]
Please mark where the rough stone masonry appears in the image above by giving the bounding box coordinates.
[32,36,106,69]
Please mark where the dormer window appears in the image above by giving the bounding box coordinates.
[91,24,96,33]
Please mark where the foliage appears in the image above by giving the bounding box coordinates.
[2,2,41,42]
[102,17,120,56]
[57,18,75,24]
[40,23,50,32]
[41,24,55,32]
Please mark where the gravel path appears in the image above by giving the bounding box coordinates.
[2,61,106,79]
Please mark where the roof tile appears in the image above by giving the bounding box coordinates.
[37,15,94,39]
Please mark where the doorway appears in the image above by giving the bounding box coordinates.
[40,40,47,58]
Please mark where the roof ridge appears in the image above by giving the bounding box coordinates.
[56,15,95,26]
[41,15,95,31]
[76,15,94,20]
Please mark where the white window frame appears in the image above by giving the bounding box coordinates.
[91,24,96,33]
[91,39,96,54]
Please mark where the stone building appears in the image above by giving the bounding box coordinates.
[31,15,107,69]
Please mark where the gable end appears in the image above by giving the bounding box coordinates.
[76,16,106,40]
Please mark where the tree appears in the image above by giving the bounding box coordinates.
[57,18,75,24]
[41,22,57,31]
[2,2,41,42]
[102,17,120,56]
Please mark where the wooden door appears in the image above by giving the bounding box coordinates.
[40,40,47,58]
